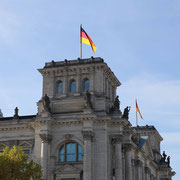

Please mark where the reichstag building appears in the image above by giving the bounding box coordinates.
[0,57,175,180]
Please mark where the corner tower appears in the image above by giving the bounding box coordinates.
[38,57,121,114]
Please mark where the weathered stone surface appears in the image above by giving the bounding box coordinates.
[0,58,175,180]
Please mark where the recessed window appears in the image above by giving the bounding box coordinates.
[83,79,89,91]
[24,150,30,160]
[57,81,63,94]
[70,80,76,92]
[59,142,82,163]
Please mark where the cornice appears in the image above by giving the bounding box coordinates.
[0,125,33,131]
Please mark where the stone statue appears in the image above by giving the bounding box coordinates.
[51,60,55,67]
[122,106,131,119]
[14,107,19,118]
[167,156,170,167]
[114,96,120,111]
[162,151,167,162]
[43,94,51,112]
[85,91,92,109]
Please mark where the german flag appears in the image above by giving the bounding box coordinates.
[136,100,144,120]
[80,27,96,53]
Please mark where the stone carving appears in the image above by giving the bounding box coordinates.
[167,156,170,167]
[109,96,122,114]
[14,107,19,118]
[85,91,93,109]
[111,135,123,145]
[39,134,52,143]
[160,151,171,167]
[82,131,94,141]
[42,94,51,112]
[114,96,120,111]
[122,106,131,119]
[123,144,133,152]
[162,151,167,162]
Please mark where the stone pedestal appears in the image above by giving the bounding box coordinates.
[82,131,94,180]
[124,144,133,180]
[113,135,123,180]
[39,133,52,180]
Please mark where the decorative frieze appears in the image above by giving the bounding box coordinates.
[39,134,52,143]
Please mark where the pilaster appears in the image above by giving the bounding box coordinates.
[82,130,94,180]
[124,144,133,180]
[145,167,151,180]
[112,135,123,180]
[39,133,52,180]
[134,159,143,180]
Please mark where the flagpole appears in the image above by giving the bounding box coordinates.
[136,99,138,126]
[80,24,82,59]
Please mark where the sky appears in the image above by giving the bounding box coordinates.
[0,0,179,178]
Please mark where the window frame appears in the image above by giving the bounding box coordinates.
[57,80,63,94]
[83,78,90,91]
[23,149,30,161]
[69,79,76,93]
[58,142,82,163]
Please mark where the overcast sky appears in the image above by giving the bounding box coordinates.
[0,0,179,178]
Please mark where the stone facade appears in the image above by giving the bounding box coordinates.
[0,57,175,180]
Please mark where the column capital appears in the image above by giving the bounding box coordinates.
[133,159,143,167]
[82,130,94,141]
[145,167,151,174]
[112,135,123,145]
[123,144,133,151]
[39,133,52,143]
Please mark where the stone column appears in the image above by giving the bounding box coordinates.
[145,167,151,180]
[113,135,123,180]
[124,144,133,180]
[150,174,154,180]
[134,160,143,180]
[82,131,94,180]
[39,134,52,180]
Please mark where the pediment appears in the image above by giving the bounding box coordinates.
[19,140,34,148]
[55,164,81,175]
[141,136,154,159]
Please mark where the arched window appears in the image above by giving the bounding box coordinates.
[70,80,76,92]
[59,142,82,163]
[57,81,63,94]
[83,79,89,91]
